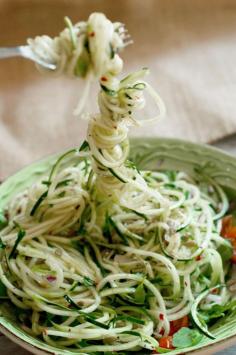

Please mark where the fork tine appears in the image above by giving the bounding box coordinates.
[0,46,56,70]
[19,46,57,70]
[123,39,134,47]
[121,34,132,41]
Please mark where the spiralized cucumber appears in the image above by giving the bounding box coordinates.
[0,11,233,354]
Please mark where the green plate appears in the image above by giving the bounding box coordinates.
[1,137,236,355]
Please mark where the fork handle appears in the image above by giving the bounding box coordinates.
[0,47,22,59]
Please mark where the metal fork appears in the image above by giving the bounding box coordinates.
[0,46,56,70]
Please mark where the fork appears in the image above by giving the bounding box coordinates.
[0,29,132,71]
[0,46,56,70]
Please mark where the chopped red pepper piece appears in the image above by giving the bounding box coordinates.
[232,250,236,264]
[221,215,236,263]
[158,336,174,349]
[221,215,233,237]
[220,215,236,238]
[169,316,189,336]
[225,226,236,239]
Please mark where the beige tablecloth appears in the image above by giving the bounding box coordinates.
[1,1,236,353]
[0,0,236,180]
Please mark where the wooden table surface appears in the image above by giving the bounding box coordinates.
[1,134,236,354]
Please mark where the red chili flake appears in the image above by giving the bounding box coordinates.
[101,76,108,82]
[46,275,56,283]
[89,31,95,37]
[159,313,164,321]
[212,288,218,294]
[159,327,165,335]
[196,255,202,261]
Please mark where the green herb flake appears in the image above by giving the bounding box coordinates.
[64,294,81,310]
[0,238,6,249]
[0,212,8,230]
[45,312,55,326]
[173,327,203,348]
[128,208,147,221]
[106,216,128,245]
[133,82,146,91]
[108,168,127,183]
[217,239,233,263]
[64,295,109,329]
[82,158,90,177]
[42,180,51,187]
[100,84,116,96]
[166,171,177,182]
[125,92,132,100]
[163,183,176,189]
[79,140,90,152]
[134,283,146,304]
[83,314,110,329]
[109,43,115,59]
[56,179,73,188]
[30,190,48,216]
[185,190,190,199]
[78,339,89,348]
[103,213,112,243]
[9,228,26,259]
[121,330,142,339]
[200,299,236,322]
[69,281,79,292]
[83,276,95,287]
[76,205,91,235]
[74,51,90,77]
[0,280,7,298]
[125,159,141,174]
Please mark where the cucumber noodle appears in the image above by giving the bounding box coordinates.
[27,13,132,115]
[0,12,233,354]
